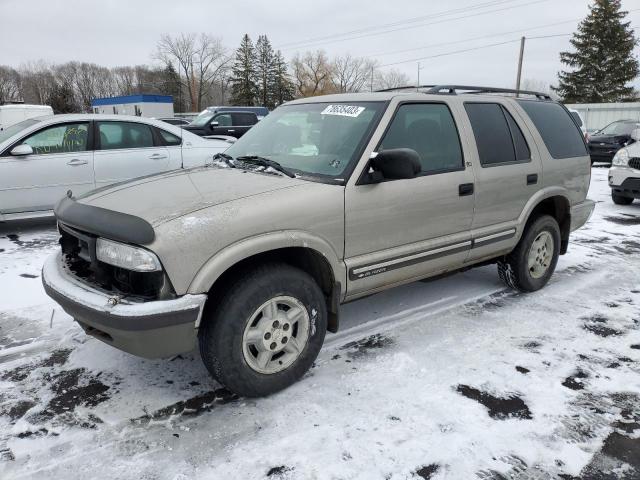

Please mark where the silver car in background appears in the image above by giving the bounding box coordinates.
[0,114,231,221]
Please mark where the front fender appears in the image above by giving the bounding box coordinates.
[187,230,346,297]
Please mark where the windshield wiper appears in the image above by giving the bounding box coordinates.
[235,155,296,178]
[210,152,236,168]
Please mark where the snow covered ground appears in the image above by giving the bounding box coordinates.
[1,167,639,480]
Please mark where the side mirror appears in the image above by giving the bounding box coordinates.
[366,148,421,183]
[10,144,34,156]
[209,121,219,129]
[631,128,640,141]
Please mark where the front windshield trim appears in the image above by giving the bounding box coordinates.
[224,100,389,185]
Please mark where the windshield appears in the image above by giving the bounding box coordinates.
[0,118,41,144]
[599,121,638,136]
[224,102,385,180]
[190,110,215,127]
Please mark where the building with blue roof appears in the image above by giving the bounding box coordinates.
[91,94,174,118]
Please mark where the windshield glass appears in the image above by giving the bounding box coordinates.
[599,121,638,136]
[0,118,41,144]
[190,110,215,127]
[224,102,385,179]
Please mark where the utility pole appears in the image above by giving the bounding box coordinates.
[370,66,374,92]
[515,36,526,97]
[417,62,425,91]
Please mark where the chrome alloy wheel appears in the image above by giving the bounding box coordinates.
[242,296,310,374]
[527,231,554,279]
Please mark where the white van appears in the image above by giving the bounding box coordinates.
[0,104,54,130]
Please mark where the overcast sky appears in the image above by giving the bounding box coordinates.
[2,0,639,90]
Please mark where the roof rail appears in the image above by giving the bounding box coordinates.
[375,84,551,100]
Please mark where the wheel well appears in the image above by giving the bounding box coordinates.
[206,248,340,333]
[526,196,571,254]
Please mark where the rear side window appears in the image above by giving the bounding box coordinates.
[378,103,464,174]
[97,122,155,150]
[517,101,587,159]
[157,128,181,146]
[465,103,530,166]
[232,113,257,126]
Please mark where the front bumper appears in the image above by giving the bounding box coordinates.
[609,166,640,198]
[570,199,596,232]
[42,252,207,358]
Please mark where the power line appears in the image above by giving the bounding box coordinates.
[278,0,551,51]
[378,34,571,68]
[276,0,520,49]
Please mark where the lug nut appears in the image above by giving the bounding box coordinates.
[283,323,290,331]
[282,336,288,344]
[270,342,277,350]
[272,320,280,328]
[264,332,271,340]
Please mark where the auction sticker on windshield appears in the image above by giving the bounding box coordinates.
[321,105,366,117]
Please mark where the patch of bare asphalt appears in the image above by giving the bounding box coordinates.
[604,215,640,226]
[131,388,237,424]
[562,369,589,391]
[414,463,440,479]
[455,385,532,420]
[340,333,394,359]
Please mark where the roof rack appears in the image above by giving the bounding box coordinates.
[375,84,551,100]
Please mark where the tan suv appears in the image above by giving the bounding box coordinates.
[43,86,594,397]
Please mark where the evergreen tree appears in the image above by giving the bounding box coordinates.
[160,63,184,112]
[554,0,639,103]
[271,50,295,106]
[48,82,76,113]
[255,35,276,108]
[230,34,257,106]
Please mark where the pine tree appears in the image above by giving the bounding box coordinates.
[48,82,77,113]
[554,0,639,103]
[255,35,276,108]
[160,64,184,112]
[230,34,258,106]
[271,50,295,106]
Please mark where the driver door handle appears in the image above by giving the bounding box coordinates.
[149,154,168,160]
[458,183,474,196]
[67,159,88,166]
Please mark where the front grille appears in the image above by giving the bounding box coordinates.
[59,223,168,300]
[629,157,640,170]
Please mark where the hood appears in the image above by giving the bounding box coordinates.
[589,134,629,145]
[76,167,307,226]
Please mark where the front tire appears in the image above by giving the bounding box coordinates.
[612,192,634,205]
[497,215,561,292]
[199,263,327,397]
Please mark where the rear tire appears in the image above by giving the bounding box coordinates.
[612,192,634,205]
[199,263,327,397]
[497,215,560,292]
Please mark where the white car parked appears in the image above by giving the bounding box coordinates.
[609,127,640,205]
[0,114,231,221]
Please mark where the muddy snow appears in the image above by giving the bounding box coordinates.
[1,167,639,480]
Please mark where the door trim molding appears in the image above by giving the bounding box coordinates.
[348,228,516,281]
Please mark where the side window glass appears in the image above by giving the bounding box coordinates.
[503,108,530,161]
[465,103,522,166]
[517,100,587,159]
[98,122,154,150]
[157,128,181,146]
[214,114,232,127]
[378,103,464,174]
[23,123,88,155]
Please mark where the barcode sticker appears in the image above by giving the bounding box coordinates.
[321,105,365,117]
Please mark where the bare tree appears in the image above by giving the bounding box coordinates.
[0,66,22,103]
[331,54,378,93]
[373,68,411,91]
[291,50,335,98]
[20,61,56,104]
[155,33,230,111]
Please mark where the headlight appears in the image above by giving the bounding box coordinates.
[613,148,629,166]
[96,238,161,272]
